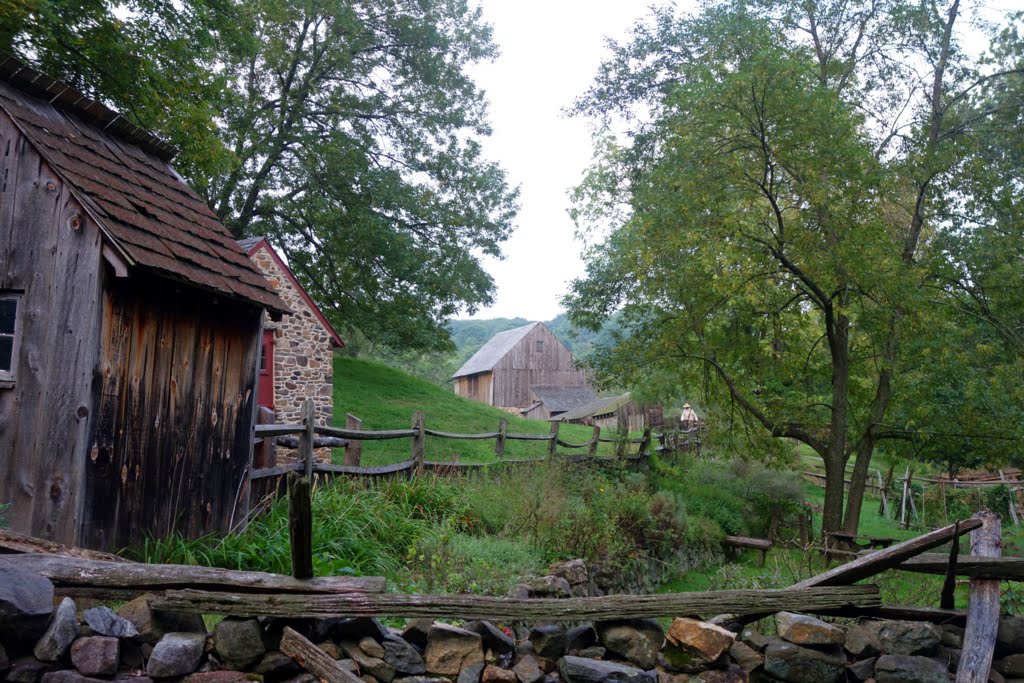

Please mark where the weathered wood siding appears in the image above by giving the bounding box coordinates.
[82,274,261,551]
[491,325,586,408]
[0,113,103,544]
[592,403,646,432]
[453,372,493,404]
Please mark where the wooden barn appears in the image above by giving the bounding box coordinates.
[452,322,589,410]
[0,57,287,551]
[558,393,648,433]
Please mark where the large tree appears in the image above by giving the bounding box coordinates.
[4,0,517,351]
[567,0,1024,535]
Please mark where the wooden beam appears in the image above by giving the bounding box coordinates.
[301,399,315,480]
[495,418,507,457]
[287,472,313,580]
[956,510,1002,683]
[155,584,880,620]
[343,414,362,466]
[792,518,981,588]
[411,411,425,474]
[0,553,385,594]
[0,529,129,562]
[548,421,559,457]
[815,604,967,626]
[280,627,364,683]
[885,553,1024,581]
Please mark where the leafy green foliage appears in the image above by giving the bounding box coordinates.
[6,0,519,353]
[566,0,1024,533]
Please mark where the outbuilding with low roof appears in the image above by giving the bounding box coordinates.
[0,55,287,550]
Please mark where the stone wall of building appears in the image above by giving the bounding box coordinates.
[250,248,335,435]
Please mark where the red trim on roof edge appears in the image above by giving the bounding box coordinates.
[245,238,345,348]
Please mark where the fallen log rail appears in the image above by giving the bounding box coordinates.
[281,627,363,683]
[0,529,129,563]
[155,584,880,621]
[793,518,981,588]
[0,554,386,599]
[850,552,1024,581]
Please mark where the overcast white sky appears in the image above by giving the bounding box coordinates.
[459,1,675,322]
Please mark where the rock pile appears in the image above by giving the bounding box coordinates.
[5,569,1024,683]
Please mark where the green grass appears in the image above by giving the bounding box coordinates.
[331,355,631,464]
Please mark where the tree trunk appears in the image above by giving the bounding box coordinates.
[822,311,851,536]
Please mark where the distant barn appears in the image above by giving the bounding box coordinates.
[0,56,287,550]
[522,385,597,421]
[452,322,589,411]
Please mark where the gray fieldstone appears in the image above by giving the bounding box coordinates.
[874,654,949,683]
[82,606,139,639]
[393,677,451,683]
[529,577,572,598]
[1,643,8,674]
[694,667,748,683]
[509,585,532,600]
[762,641,845,683]
[848,657,877,681]
[361,637,387,660]
[253,651,301,682]
[576,648,605,660]
[181,673,250,683]
[6,657,55,683]
[400,620,433,651]
[557,656,657,683]
[424,624,484,677]
[34,598,80,662]
[116,595,206,644]
[531,626,568,660]
[147,632,206,678]
[548,560,589,586]
[70,637,120,676]
[596,620,664,670]
[566,626,598,655]
[341,641,396,683]
[467,622,516,656]
[865,622,940,657]
[738,631,769,653]
[938,626,964,650]
[514,655,544,683]
[383,634,426,675]
[458,662,486,683]
[774,613,845,646]
[332,619,390,643]
[0,568,55,649]
[845,625,883,659]
[726,641,762,673]
[213,618,266,670]
[996,655,1024,678]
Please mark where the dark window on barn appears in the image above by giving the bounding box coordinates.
[0,293,21,381]
[535,340,544,353]
[259,340,269,373]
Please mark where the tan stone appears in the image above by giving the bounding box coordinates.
[666,618,736,661]
[424,624,484,677]
[775,612,845,646]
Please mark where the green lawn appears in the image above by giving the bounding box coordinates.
[331,355,636,464]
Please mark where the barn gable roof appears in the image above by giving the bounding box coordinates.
[0,55,287,315]
[529,385,597,414]
[558,393,634,422]
[240,237,345,348]
[452,322,540,378]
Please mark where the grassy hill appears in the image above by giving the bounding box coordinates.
[331,355,626,464]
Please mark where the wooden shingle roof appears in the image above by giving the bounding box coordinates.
[0,55,287,314]
[452,322,540,378]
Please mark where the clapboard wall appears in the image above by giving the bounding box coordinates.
[0,112,104,544]
[490,324,586,408]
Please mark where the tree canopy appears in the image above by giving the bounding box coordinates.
[567,0,1024,534]
[4,0,518,351]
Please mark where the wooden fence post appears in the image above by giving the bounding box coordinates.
[411,411,425,474]
[589,426,601,457]
[877,469,890,519]
[495,418,508,457]
[344,414,362,467]
[956,510,1002,683]
[639,427,652,460]
[301,399,315,482]
[1000,471,1019,529]
[287,472,313,580]
[548,421,559,458]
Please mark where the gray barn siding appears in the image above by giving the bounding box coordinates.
[0,113,104,544]
[491,324,586,408]
[83,274,261,551]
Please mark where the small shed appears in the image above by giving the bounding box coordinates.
[238,237,344,427]
[558,393,647,433]
[452,322,589,409]
[0,57,287,550]
[521,384,597,421]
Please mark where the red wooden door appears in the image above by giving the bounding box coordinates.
[257,330,275,410]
